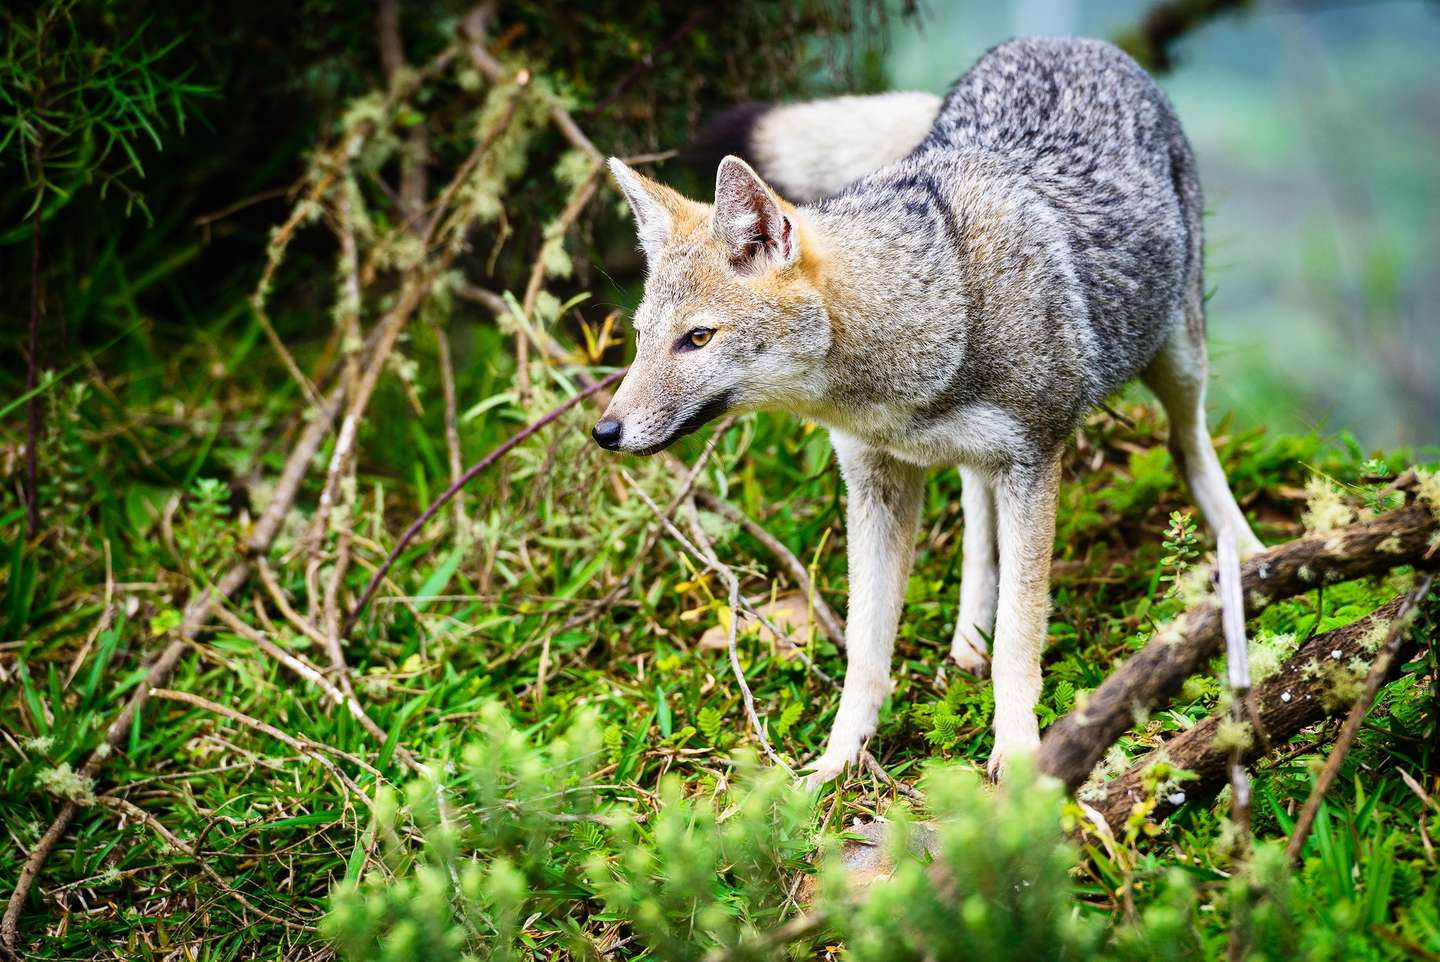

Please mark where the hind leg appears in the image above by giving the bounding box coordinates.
[951,466,996,675]
[1142,327,1264,556]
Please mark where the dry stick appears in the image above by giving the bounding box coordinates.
[432,322,467,535]
[149,688,374,811]
[344,369,625,635]
[306,188,365,544]
[1284,573,1435,862]
[421,77,529,249]
[513,166,604,395]
[622,471,793,775]
[1037,495,1440,793]
[377,0,427,224]
[213,599,425,777]
[96,795,316,932]
[680,498,839,692]
[693,488,846,650]
[257,557,330,649]
[1084,594,1414,832]
[25,148,43,538]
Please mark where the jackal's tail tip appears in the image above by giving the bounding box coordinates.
[685,92,942,204]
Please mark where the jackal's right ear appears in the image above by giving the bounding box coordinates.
[608,158,671,262]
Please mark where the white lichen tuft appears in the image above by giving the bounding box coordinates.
[1212,717,1254,752]
[1248,631,1299,683]
[23,735,55,753]
[1176,567,1214,608]
[1416,467,1440,517]
[1376,533,1403,554]
[37,763,96,805]
[1302,475,1354,533]
[1358,620,1392,653]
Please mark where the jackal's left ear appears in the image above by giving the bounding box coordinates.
[608,158,672,262]
[713,156,797,271]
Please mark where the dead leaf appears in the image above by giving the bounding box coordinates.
[698,592,816,656]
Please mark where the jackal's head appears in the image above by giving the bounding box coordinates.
[591,156,830,455]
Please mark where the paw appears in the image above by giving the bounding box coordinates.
[801,748,858,793]
[949,638,991,678]
[986,732,1040,783]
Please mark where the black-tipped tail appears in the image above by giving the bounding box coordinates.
[683,101,772,184]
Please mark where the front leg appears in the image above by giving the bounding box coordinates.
[805,435,925,788]
[988,455,1061,781]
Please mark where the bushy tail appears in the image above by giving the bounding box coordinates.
[687,91,941,203]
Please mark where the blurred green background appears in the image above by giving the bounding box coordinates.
[885,0,1440,451]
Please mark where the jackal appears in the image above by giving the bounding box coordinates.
[593,37,1263,785]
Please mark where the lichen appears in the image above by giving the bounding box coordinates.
[1416,467,1440,517]
[1248,631,1299,683]
[1302,475,1355,533]
[1176,567,1213,608]
[1212,717,1253,752]
[37,763,95,805]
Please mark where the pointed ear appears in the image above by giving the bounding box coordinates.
[608,157,672,262]
[713,155,797,271]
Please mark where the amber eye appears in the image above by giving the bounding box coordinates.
[687,327,715,349]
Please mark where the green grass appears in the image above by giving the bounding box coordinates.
[2,333,1438,959]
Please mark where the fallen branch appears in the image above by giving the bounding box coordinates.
[1083,586,1429,834]
[1038,493,1440,793]
[1285,573,1433,860]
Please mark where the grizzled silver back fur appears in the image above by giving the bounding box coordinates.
[807,35,1203,456]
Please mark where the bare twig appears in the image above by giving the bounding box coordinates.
[1217,527,1251,962]
[1284,573,1434,862]
[693,488,846,650]
[345,369,625,634]
[149,688,375,811]
[95,796,317,932]
[622,471,793,774]
[432,322,467,535]
[213,602,423,776]
[514,162,604,398]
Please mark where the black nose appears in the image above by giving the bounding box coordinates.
[592,418,623,450]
